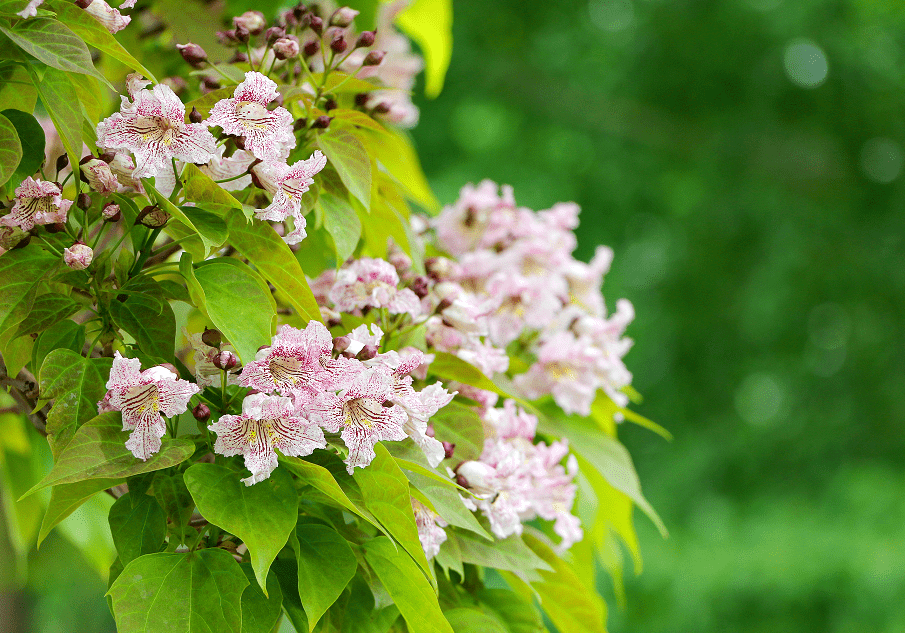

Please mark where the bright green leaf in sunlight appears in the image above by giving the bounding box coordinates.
[108,548,248,633]
[477,588,546,633]
[291,523,357,631]
[364,537,454,633]
[0,112,22,188]
[317,127,372,208]
[396,0,453,98]
[193,258,276,364]
[443,608,508,633]
[1,109,44,192]
[0,65,36,113]
[184,463,298,594]
[38,477,121,547]
[23,412,195,496]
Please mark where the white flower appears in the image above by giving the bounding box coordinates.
[252,151,326,244]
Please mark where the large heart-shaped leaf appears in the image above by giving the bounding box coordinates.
[0,245,58,337]
[291,523,357,631]
[108,548,248,633]
[37,477,121,547]
[319,191,362,263]
[316,127,371,208]
[31,319,85,378]
[15,292,80,338]
[239,565,283,633]
[184,463,297,594]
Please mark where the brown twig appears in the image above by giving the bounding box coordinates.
[0,356,48,436]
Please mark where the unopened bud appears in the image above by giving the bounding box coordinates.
[282,9,298,27]
[356,344,378,361]
[332,336,351,354]
[99,151,116,163]
[158,362,179,376]
[74,0,91,8]
[324,97,337,111]
[371,102,390,114]
[436,297,453,313]
[192,403,211,423]
[234,136,247,150]
[312,115,331,129]
[362,50,384,66]
[273,36,300,60]
[234,23,250,44]
[341,351,355,359]
[189,107,203,123]
[230,50,249,64]
[307,14,323,35]
[303,39,320,57]
[330,7,358,27]
[329,33,348,54]
[217,29,239,46]
[76,192,92,210]
[442,442,456,460]
[354,93,369,107]
[213,350,239,370]
[201,76,221,92]
[234,10,266,35]
[176,43,207,68]
[55,154,69,172]
[137,205,169,228]
[411,275,429,298]
[201,327,222,348]
[265,26,285,44]
[102,202,121,222]
[45,222,66,234]
[355,30,376,48]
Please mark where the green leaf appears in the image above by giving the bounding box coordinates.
[428,400,484,463]
[29,66,81,175]
[225,209,322,324]
[317,127,372,208]
[38,349,112,456]
[0,111,22,188]
[271,558,310,633]
[0,243,57,337]
[108,492,167,567]
[47,0,156,81]
[240,564,284,633]
[331,108,392,134]
[396,0,452,98]
[0,64,37,113]
[1,109,44,191]
[145,179,228,256]
[292,523,357,631]
[14,292,80,338]
[109,278,176,360]
[359,128,438,212]
[428,352,509,399]
[24,412,195,496]
[183,463,297,594]
[31,319,85,376]
[108,549,248,633]
[37,477,121,546]
[405,470,490,540]
[0,18,111,87]
[164,206,229,261]
[181,163,243,212]
[319,191,362,263]
[450,529,552,578]
[477,589,545,633]
[353,443,435,587]
[363,537,454,633]
[443,608,508,633]
[520,531,607,633]
[152,470,195,547]
[192,258,276,365]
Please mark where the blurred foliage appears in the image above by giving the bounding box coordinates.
[410,0,905,631]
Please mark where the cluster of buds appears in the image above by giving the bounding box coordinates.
[185,327,242,390]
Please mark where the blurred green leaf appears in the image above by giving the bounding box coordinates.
[396,0,452,98]
[0,111,22,188]
[442,608,508,633]
[477,589,545,633]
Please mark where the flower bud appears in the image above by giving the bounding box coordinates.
[234,10,266,35]
[75,192,91,210]
[217,29,239,46]
[265,26,285,44]
[99,151,116,163]
[312,115,331,129]
[201,327,222,348]
[102,202,121,222]
[55,153,69,173]
[442,441,456,460]
[80,158,118,195]
[371,101,390,114]
[234,23,250,44]
[234,136,247,150]
[162,76,188,96]
[354,93,369,107]
[355,30,376,48]
[436,297,453,313]
[455,461,495,493]
[356,344,378,361]
[230,50,249,64]
[74,0,91,8]
[411,275,430,298]
[332,336,350,354]
[201,77,221,92]
[192,403,211,423]
[329,32,348,54]
[137,205,169,228]
[189,106,203,123]
[213,350,239,370]
[257,344,271,353]
[158,363,179,376]
[45,222,66,234]
[330,7,358,27]
[63,242,93,271]
[362,50,384,66]
[176,43,208,68]
[292,3,308,20]
[324,97,337,111]
[303,39,320,57]
[282,9,298,28]
[307,14,323,35]
[273,35,300,60]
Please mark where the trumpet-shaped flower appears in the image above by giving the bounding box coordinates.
[209,393,326,485]
[80,158,119,195]
[240,321,341,395]
[101,352,199,460]
[83,0,131,34]
[252,150,326,245]
[1,178,72,231]
[205,71,296,162]
[96,75,217,180]
[329,258,423,317]
[412,498,448,558]
[307,364,408,474]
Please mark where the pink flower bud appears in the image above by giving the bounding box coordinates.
[273,36,300,60]
[63,242,93,271]
[442,441,456,460]
[303,39,320,57]
[356,344,378,361]
[201,327,222,348]
[265,26,284,44]
[362,50,384,66]
[234,10,266,35]
[80,158,118,195]
[213,350,239,370]
[102,202,121,222]
[329,32,348,54]
[192,403,211,423]
[176,42,208,68]
[332,336,351,353]
[355,31,375,48]
[330,7,358,27]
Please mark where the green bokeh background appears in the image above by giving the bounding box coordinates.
[3,0,905,631]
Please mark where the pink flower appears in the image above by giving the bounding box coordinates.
[16,0,43,18]
[107,152,144,193]
[514,331,600,416]
[82,0,130,34]
[412,498,448,559]
[239,322,341,395]
[329,258,423,317]
[1,178,72,231]
[80,158,119,195]
[200,147,254,192]
[101,352,200,460]
[63,242,93,270]
[483,399,537,441]
[205,71,296,162]
[252,151,327,245]
[96,74,217,180]
[209,393,326,485]
[306,364,408,474]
